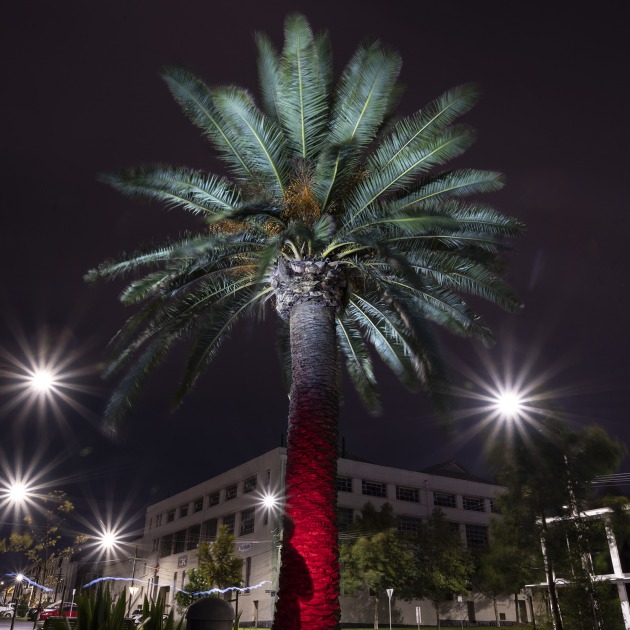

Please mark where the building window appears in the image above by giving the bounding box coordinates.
[465,524,489,549]
[180,504,189,518]
[489,499,501,514]
[433,492,456,508]
[362,480,386,498]
[223,513,236,534]
[338,508,354,531]
[463,496,485,512]
[160,535,173,557]
[208,492,220,507]
[152,538,159,552]
[186,525,200,550]
[148,517,152,530]
[173,530,186,554]
[155,514,163,527]
[193,498,203,513]
[396,485,419,502]
[240,508,255,536]
[243,475,257,494]
[203,518,218,542]
[337,476,353,493]
[225,485,237,501]
[398,516,420,534]
[167,509,175,523]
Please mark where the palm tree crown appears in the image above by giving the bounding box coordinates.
[87,14,524,629]
[88,14,523,428]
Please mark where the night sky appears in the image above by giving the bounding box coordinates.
[1,2,628,539]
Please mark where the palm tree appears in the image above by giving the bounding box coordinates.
[87,14,524,629]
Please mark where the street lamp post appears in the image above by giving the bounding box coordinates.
[9,575,23,630]
[493,386,564,630]
[386,588,393,630]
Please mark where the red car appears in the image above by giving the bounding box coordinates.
[39,603,78,621]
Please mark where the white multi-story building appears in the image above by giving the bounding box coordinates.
[107,447,528,626]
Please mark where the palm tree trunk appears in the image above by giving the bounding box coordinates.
[274,300,341,630]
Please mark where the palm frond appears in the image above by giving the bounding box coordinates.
[346,295,417,389]
[84,239,194,283]
[370,84,481,171]
[373,251,522,312]
[162,66,258,180]
[352,258,493,341]
[277,13,330,159]
[336,318,380,413]
[312,140,358,209]
[173,286,273,405]
[212,86,288,195]
[100,166,240,216]
[394,169,505,211]
[345,125,476,227]
[119,271,175,305]
[328,41,401,147]
[255,32,282,124]
[315,31,333,99]
[378,287,453,412]
[314,42,401,208]
[340,211,458,240]
[103,332,178,434]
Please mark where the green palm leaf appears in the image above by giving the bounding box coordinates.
[174,285,272,405]
[371,84,481,171]
[313,42,402,208]
[347,295,417,389]
[277,13,330,159]
[162,66,258,180]
[344,125,475,228]
[336,318,380,413]
[255,32,282,124]
[100,166,241,216]
[394,169,505,211]
[212,86,288,195]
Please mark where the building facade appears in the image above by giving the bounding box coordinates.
[106,447,527,626]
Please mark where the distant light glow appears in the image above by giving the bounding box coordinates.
[440,339,582,458]
[0,325,101,440]
[261,491,279,509]
[0,474,46,513]
[99,530,119,550]
[29,369,56,393]
[7,481,30,504]
[7,573,51,592]
[492,390,525,419]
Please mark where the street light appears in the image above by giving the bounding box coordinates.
[492,390,525,419]
[386,588,393,630]
[28,369,57,394]
[9,574,23,630]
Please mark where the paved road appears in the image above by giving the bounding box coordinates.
[0,621,38,630]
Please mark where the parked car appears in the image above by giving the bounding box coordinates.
[38,603,77,621]
[0,603,15,618]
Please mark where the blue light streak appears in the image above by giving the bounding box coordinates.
[82,576,270,595]
[6,573,53,592]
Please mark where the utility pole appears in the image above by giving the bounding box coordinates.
[128,547,141,615]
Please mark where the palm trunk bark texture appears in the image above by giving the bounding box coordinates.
[273,299,341,630]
